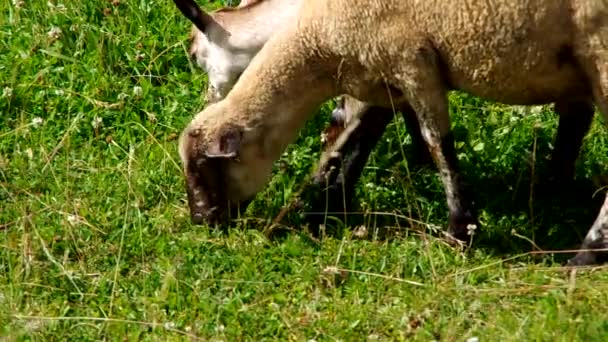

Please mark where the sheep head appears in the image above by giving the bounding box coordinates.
[178,103,274,225]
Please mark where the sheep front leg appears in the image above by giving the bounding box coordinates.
[303,105,395,229]
[393,43,478,245]
[551,99,594,181]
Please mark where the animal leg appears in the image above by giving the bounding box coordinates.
[568,194,608,266]
[551,99,594,181]
[303,105,394,227]
[321,96,350,150]
[400,102,433,167]
[569,57,608,265]
[393,42,478,244]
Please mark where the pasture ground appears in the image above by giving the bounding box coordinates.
[2,0,608,340]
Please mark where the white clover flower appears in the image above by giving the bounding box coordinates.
[133,86,143,97]
[67,214,79,225]
[135,52,145,61]
[2,87,13,98]
[91,116,103,129]
[466,223,478,236]
[24,148,33,159]
[32,117,44,127]
[47,26,62,40]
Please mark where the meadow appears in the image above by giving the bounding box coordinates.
[3,0,608,340]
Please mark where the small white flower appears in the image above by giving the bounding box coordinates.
[135,52,145,61]
[353,225,368,238]
[32,117,44,127]
[322,266,339,275]
[67,214,79,225]
[47,26,62,40]
[146,112,157,122]
[91,116,103,129]
[54,89,65,96]
[2,87,13,98]
[163,321,176,330]
[215,324,225,333]
[467,223,478,236]
[24,148,33,159]
[133,86,143,98]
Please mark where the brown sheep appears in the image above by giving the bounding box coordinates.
[178,0,608,265]
[173,0,588,221]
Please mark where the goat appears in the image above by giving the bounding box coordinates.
[178,0,608,265]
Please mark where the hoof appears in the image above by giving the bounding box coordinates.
[567,251,597,266]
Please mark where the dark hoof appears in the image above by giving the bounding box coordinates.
[447,210,479,246]
[567,251,597,266]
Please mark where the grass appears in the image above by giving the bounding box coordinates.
[2,0,608,340]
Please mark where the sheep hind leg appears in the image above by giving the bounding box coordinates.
[393,42,478,245]
[550,99,594,181]
[569,60,608,266]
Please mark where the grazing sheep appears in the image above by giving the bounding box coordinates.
[172,0,429,169]
[178,0,608,265]
[173,0,303,103]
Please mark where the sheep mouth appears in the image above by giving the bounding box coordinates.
[189,200,252,225]
[185,160,252,226]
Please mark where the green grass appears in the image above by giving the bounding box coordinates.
[3,0,608,340]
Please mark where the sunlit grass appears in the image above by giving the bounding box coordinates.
[2,0,608,339]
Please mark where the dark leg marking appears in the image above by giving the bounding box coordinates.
[432,132,479,244]
[401,103,433,167]
[551,99,594,181]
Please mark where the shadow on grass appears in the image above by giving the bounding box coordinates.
[281,136,606,265]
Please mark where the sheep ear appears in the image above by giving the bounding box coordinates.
[172,0,217,34]
[205,126,243,158]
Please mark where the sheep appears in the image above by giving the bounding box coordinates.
[172,0,303,103]
[178,0,608,265]
[172,0,428,170]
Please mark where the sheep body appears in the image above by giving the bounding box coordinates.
[179,0,608,265]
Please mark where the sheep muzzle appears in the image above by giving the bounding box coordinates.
[184,157,251,225]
